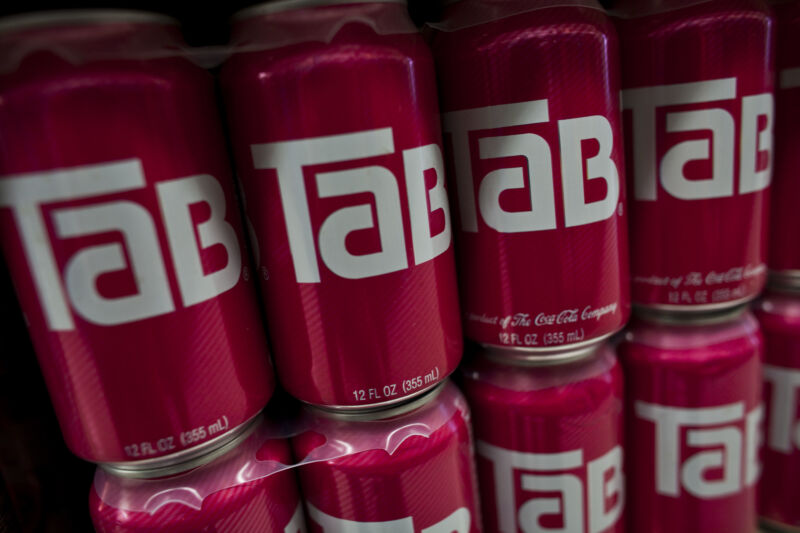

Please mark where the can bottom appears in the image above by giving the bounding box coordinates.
[768,270,800,294]
[306,379,445,413]
[760,518,800,533]
[98,411,262,479]
[477,327,620,362]
[634,293,759,314]
[633,303,749,326]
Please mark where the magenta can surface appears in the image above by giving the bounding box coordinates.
[0,11,274,464]
[221,0,462,408]
[768,0,800,289]
[292,382,481,531]
[90,421,305,532]
[618,308,763,533]
[753,291,800,531]
[430,0,630,353]
[614,0,774,310]
[460,343,625,533]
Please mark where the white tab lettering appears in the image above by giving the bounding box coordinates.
[402,143,452,264]
[158,174,242,306]
[739,93,774,194]
[558,115,620,227]
[635,401,763,499]
[764,365,800,453]
[54,201,173,325]
[0,160,146,330]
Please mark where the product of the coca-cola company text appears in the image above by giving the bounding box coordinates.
[90,418,305,532]
[460,342,625,533]
[768,0,800,290]
[221,0,462,408]
[614,0,774,310]
[292,382,481,532]
[0,11,274,464]
[430,0,630,353]
[618,306,763,533]
[753,290,800,531]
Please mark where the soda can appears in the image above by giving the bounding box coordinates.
[618,306,763,533]
[221,0,462,408]
[430,0,630,355]
[613,0,774,310]
[753,290,800,531]
[0,11,274,464]
[768,0,800,290]
[90,417,306,532]
[460,342,625,533]
[292,382,481,531]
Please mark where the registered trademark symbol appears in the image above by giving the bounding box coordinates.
[261,266,270,280]
[617,203,624,216]
[242,266,250,281]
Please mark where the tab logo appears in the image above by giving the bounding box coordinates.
[635,401,763,498]
[0,159,243,331]
[443,100,621,234]
[307,502,471,532]
[478,442,624,533]
[764,365,800,454]
[249,128,451,283]
[622,78,774,201]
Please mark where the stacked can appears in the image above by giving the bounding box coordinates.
[220,0,480,526]
[612,0,774,532]
[430,1,629,531]
[754,2,800,532]
[0,9,299,531]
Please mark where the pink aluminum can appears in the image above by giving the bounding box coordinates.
[753,290,800,531]
[90,419,305,532]
[220,0,462,408]
[768,0,800,290]
[614,0,774,310]
[430,0,630,354]
[618,307,763,533]
[0,11,274,464]
[292,382,481,532]
[460,343,625,533]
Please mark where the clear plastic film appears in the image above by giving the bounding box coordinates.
[0,2,417,74]
[427,0,604,32]
[92,382,468,515]
[609,0,716,19]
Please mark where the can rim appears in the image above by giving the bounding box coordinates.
[633,303,748,326]
[0,9,179,37]
[477,327,620,362]
[308,381,445,421]
[98,412,262,479]
[233,0,407,20]
[768,270,800,295]
[481,340,604,367]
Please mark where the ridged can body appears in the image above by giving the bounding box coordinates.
[460,343,625,533]
[768,0,800,288]
[614,0,774,310]
[430,0,630,353]
[618,309,763,533]
[0,13,274,464]
[221,1,462,408]
[753,291,800,531]
[90,435,304,532]
[292,383,481,531]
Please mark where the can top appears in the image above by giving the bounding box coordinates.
[310,382,446,422]
[634,303,748,326]
[234,0,406,20]
[0,9,178,36]
[99,414,262,480]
